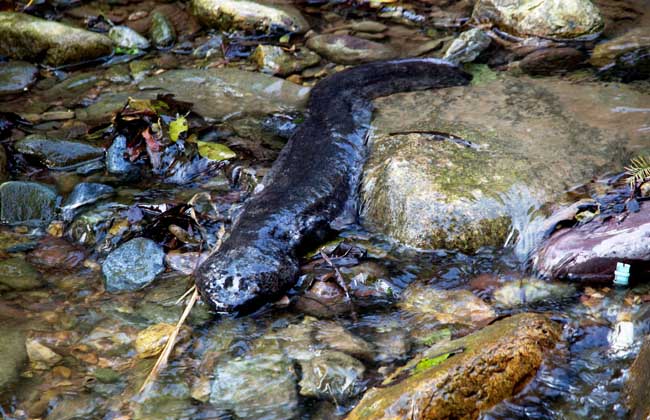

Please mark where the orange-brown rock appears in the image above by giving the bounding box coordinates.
[346,313,560,420]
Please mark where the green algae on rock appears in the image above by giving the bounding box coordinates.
[191,0,309,34]
[362,72,650,253]
[346,313,560,420]
[0,12,113,66]
[471,0,604,40]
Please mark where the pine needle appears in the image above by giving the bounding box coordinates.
[139,287,198,394]
[625,155,650,188]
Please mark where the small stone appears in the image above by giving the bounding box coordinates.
[52,366,72,379]
[94,367,121,383]
[14,135,104,169]
[0,61,38,95]
[443,28,491,64]
[314,321,374,361]
[590,28,650,68]
[150,11,176,49]
[493,278,575,308]
[60,182,115,221]
[108,25,150,50]
[252,45,320,76]
[106,135,139,176]
[28,236,85,270]
[46,221,65,237]
[640,182,650,198]
[135,323,175,358]
[0,181,58,225]
[306,34,397,65]
[519,47,585,75]
[0,257,42,291]
[26,338,62,368]
[102,238,165,292]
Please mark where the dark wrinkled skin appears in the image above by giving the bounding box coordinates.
[195,59,472,314]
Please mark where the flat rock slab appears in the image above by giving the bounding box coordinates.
[14,135,104,169]
[138,68,310,121]
[0,61,38,95]
[346,313,560,420]
[361,71,650,253]
[0,12,113,66]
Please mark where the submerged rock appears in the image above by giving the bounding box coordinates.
[533,201,650,283]
[108,25,150,50]
[626,336,650,419]
[0,61,38,95]
[472,0,604,40]
[298,351,366,401]
[102,238,165,292]
[347,313,560,420]
[0,257,42,291]
[492,278,575,307]
[14,135,104,169]
[0,181,58,225]
[0,12,113,66]
[443,28,491,64]
[138,68,310,121]
[0,324,26,391]
[400,283,496,325]
[252,45,320,76]
[306,34,397,65]
[362,71,650,253]
[210,352,298,419]
[191,0,309,34]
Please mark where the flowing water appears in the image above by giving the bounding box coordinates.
[1,1,650,419]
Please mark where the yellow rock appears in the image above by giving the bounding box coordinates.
[26,338,62,368]
[134,323,175,359]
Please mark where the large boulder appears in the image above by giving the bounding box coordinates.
[0,12,113,66]
[471,0,604,40]
[191,0,309,34]
[361,70,650,253]
[138,68,310,121]
[346,313,560,420]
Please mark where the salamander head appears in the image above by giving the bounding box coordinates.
[194,244,299,315]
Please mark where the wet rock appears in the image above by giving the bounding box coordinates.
[61,182,115,221]
[590,27,650,68]
[0,324,26,391]
[400,283,496,326]
[298,350,366,401]
[138,68,310,121]
[0,181,58,225]
[192,35,223,58]
[210,352,298,420]
[108,25,150,50]
[492,278,575,308]
[135,323,176,358]
[0,257,42,291]
[362,72,650,253]
[519,47,586,75]
[472,0,604,40]
[67,202,128,249]
[14,135,104,169]
[0,12,113,66]
[306,34,397,65]
[314,321,375,361]
[0,61,38,95]
[294,279,352,318]
[347,313,560,420]
[165,251,209,275]
[150,11,176,49]
[533,201,650,283]
[626,335,650,419]
[102,238,165,292]
[443,28,491,64]
[26,337,62,369]
[28,236,85,270]
[106,135,139,176]
[191,0,309,34]
[252,45,320,76]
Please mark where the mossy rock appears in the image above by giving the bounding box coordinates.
[0,12,113,66]
[362,73,650,253]
[347,313,560,420]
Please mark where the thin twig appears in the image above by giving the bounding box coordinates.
[320,251,357,320]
